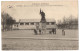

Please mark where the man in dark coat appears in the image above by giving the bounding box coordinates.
[54,28,56,34]
[34,29,37,35]
[52,28,56,34]
[52,29,54,34]
[39,29,41,35]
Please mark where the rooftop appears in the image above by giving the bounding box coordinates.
[19,19,56,22]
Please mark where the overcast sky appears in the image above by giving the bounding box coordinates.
[1,0,78,22]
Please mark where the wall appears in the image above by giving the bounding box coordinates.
[12,22,57,30]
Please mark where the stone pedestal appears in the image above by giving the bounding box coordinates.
[40,22,46,34]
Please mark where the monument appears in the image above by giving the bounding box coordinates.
[39,9,46,34]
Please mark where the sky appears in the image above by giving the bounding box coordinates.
[1,0,78,23]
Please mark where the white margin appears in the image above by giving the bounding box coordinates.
[0,0,79,51]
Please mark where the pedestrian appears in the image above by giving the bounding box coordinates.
[52,29,54,34]
[49,31,52,34]
[62,29,65,36]
[39,29,41,35]
[34,29,37,35]
[54,28,56,34]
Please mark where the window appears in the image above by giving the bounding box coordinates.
[46,22,49,25]
[25,23,29,25]
[30,23,34,25]
[14,24,18,27]
[20,23,24,25]
[51,22,55,25]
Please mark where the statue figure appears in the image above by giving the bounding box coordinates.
[40,9,46,22]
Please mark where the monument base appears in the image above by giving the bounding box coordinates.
[41,22,46,34]
[41,29,46,34]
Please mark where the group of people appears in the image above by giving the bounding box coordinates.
[49,28,56,34]
[34,29,41,35]
[34,28,65,36]
[34,28,57,35]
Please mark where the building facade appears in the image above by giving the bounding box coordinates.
[12,19,57,30]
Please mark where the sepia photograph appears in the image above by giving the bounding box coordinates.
[1,0,78,50]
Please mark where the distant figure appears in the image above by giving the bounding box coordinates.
[52,29,54,34]
[34,29,37,35]
[49,31,52,34]
[52,28,56,34]
[62,29,65,36]
[39,29,41,35]
[54,28,56,34]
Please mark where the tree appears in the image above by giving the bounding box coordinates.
[6,17,16,30]
[57,15,78,29]
[1,12,16,31]
[1,12,9,31]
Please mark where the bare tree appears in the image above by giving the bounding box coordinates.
[57,15,78,29]
[1,12,16,31]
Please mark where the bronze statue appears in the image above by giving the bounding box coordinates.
[40,9,46,22]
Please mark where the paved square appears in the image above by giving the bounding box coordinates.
[2,29,78,50]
